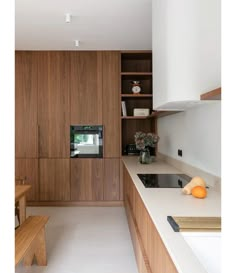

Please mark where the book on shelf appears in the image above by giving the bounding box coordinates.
[121,101,127,116]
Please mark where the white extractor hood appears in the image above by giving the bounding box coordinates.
[152,0,221,111]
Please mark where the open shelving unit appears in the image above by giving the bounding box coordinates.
[120,51,157,155]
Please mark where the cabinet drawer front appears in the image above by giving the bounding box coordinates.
[70,159,103,201]
[39,159,70,201]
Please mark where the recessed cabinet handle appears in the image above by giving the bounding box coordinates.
[37,124,40,157]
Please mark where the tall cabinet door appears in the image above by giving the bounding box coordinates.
[15,52,38,158]
[104,159,120,201]
[70,51,103,125]
[70,159,103,201]
[102,51,120,158]
[39,159,70,201]
[37,52,70,158]
[15,159,39,201]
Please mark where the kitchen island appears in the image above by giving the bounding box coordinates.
[122,156,221,273]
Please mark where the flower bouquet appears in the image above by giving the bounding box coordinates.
[134,132,160,164]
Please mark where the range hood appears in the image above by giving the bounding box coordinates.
[152,88,221,111]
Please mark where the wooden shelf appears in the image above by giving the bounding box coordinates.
[121,94,152,98]
[200,87,221,100]
[121,114,156,120]
[149,111,183,118]
[121,72,152,76]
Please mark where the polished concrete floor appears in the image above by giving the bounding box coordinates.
[16,207,138,273]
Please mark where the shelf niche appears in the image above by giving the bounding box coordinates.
[120,51,156,156]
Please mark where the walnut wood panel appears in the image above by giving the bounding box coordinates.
[39,159,70,201]
[150,217,178,273]
[102,51,120,157]
[70,159,103,201]
[126,198,151,273]
[70,51,103,124]
[103,158,120,201]
[122,76,152,95]
[15,51,38,158]
[121,52,152,73]
[37,51,70,158]
[119,159,124,201]
[28,201,123,206]
[15,159,39,201]
[123,164,178,273]
[122,119,155,154]
[200,87,221,100]
[135,189,148,255]
[122,98,152,116]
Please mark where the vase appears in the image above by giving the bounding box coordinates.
[139,148,151,164]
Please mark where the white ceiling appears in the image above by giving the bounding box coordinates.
[15,0,152,50]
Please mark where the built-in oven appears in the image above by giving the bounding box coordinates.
[70,125,103,158]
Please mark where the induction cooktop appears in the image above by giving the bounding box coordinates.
[137,173,192,188]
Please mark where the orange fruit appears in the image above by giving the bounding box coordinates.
[191,186,207,199]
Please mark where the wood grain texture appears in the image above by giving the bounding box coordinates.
[28,201,123,206]
[22,228,47,266]
[126,198,151,273]
[70,51,103,124]
[169,216,221,231]
[39,159,70,201]
[200,87,221,100]
[15,51,38,158]
[119,159,124,201]
[124,164,178,273]
[15,185,32,201]
[37,51,70,158]
[70,159,103,201]
[103,158,120,201]
[15,159,39,201]
[15,216,49,266]
[102,51,121,157]
[122,119,154,153]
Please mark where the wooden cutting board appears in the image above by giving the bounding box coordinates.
[167,216,221,232]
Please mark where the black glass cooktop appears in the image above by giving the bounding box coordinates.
[137,173,192,188]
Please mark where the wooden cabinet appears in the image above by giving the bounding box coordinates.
[70,51,103,125]
[123,164,178,273]
[15,51,122,204]
[103,158,120,201]
[39,159,70,201]
[70,159,103,201]
[37,51,70,158]
[15,159,39,201]
[102,51,120,158]
[15,52,38,158]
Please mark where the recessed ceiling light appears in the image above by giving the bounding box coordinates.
[65,13,71,23]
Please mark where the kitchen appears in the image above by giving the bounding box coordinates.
[0,0,232,272]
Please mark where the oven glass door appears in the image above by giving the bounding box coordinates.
[70,126,103,158]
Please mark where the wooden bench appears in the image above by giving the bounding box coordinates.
[15,216,49,266]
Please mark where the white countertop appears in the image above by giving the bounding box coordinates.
[122,156,221,273]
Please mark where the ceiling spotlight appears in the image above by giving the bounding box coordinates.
[74,40,80,47]
[65,13,71,23]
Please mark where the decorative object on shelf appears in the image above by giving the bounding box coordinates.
[133,108,150,117]
[131,81,141,94]
[134,131,160,164]
[125,144,140,155]
[121,101,127,116]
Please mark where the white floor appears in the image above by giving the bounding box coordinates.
[16,207,138,273]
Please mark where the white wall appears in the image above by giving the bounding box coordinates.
[152,0,221,109]
[157,102,221,176]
